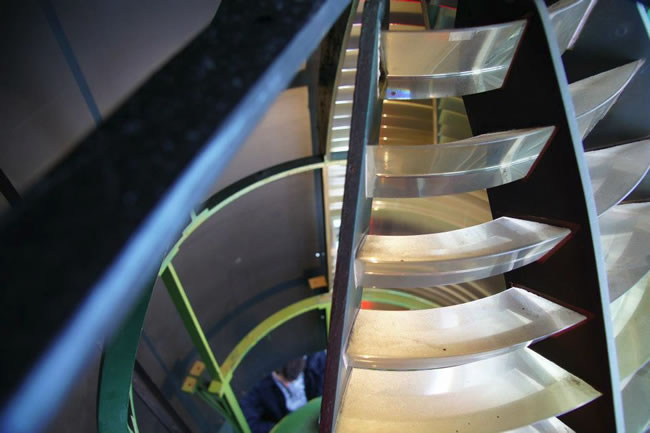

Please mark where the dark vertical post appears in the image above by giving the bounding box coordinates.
[319,1,388,432]
[457,0,624,431]
[0,169,21,207]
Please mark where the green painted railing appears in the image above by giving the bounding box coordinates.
[100,157,438,433]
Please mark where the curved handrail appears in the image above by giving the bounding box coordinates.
[220,294,331,383]
[219,288,438,384]
[158,156,342,271]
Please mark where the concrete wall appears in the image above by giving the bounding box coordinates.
[0,1,327,432]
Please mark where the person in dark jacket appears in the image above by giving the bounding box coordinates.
[240,351,326,433]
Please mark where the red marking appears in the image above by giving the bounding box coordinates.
[360,300,374,310]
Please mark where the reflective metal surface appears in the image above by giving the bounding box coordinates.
[381,21,526,99]
[599,203,650,301]
[570,60,644,138]
[548,0,595,53]
[371,190,493,235]
[347,287,585,369]
[357,217,570,288]
[503,417,575,433]
[366,127,554,198]
[586,139,650,215]
[611,274,650,383]
[395,275,506,308]
[379,100,434,146]
[327,6,363,154]
[325,162,347,278]
[621,361,650,433]
[336,348,600,433]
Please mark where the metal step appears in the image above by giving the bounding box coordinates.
[548,0,595,53]
[366,127,554,198]
[347,287,585,369]
[570,60,644,138]
[586,139,650,215]
[370,190,492,235]
[611,274,650,384]
[503,417,575,433]
[336,348,600,433]
[392,275,506,308]
[599,203,650,301]
[381,20,526,99]
[357,217,570,289]
[621,361,650,433]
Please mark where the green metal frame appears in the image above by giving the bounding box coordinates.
[159,160,341,271]
[97,284,154,433]
[160,263,436,433]
[102,160,438,433]
[220,294,332,384]
[160,264,251,433]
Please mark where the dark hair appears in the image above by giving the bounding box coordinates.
[275,357,306,381]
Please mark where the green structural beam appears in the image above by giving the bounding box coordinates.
[161,264,225,385]
[161,263,251,433]
[220,294,331,382]
[97,284,154,433]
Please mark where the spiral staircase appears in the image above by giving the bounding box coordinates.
[320,1,650,432]
[1,1,648,433]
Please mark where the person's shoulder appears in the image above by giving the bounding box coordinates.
[306,350,326,373]
[244,375,276,400]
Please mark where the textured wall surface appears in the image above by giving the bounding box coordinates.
[2,1,329,432]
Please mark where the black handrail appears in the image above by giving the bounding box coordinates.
[319,1,389,432]
[0,1,350,432]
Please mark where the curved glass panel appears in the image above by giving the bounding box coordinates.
[381,20,526,99]
[367,127,554,197]
[612,274,650,383]
[570,60,644,138]
[357,217,570,288]
[586,139,650,215]
[548,0,595,53]
[503,417,575,433]
[371,190,493,235]
[599,203,650,301]
[621,361,650,433]
[347,287,585,369]
[337,348,600,433]
[394,276,506,307]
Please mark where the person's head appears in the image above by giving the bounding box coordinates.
[274,357,306,382]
